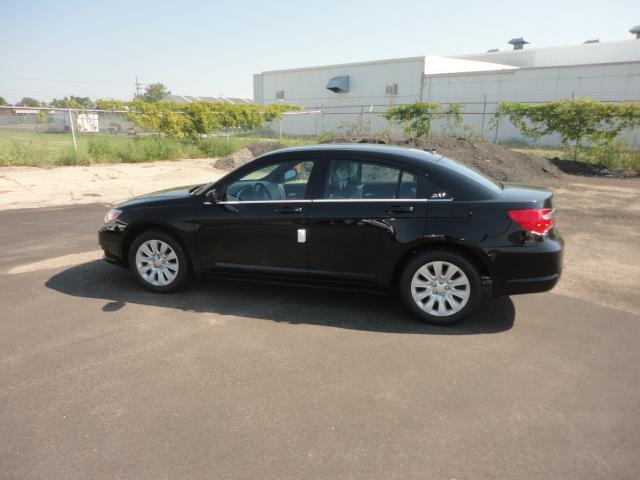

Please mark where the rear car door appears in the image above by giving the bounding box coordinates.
[306,156,427,286]
[195,156,317,274]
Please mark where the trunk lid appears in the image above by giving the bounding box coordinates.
[500,182,554,208]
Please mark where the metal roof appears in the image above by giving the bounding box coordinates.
[163,94,253,104]
[453,39,640,68]
[424,55,517,75]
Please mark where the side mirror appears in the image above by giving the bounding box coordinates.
[284,169,297,181]
[205,188,221,203]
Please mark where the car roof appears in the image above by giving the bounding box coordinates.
[259,144,443,171]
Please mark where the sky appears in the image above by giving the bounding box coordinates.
[0,0,638,103]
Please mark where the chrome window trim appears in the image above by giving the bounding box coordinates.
[217,199,313,205]
[214,198,453,205]
[313,198,428,203]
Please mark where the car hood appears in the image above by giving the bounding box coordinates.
[117,185,200,208]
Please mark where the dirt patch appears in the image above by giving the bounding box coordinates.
[551,176,640,314]
[0,158,226,211]
[549,157,612,177]
[214,142,286,170]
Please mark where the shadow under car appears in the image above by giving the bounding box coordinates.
[45,260,515,335]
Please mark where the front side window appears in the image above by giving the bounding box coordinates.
[225,160,314,202]
[323,160,417,199]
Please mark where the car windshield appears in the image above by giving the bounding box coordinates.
[436,156,502,192]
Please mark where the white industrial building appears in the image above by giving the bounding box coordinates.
[253,32,640,146]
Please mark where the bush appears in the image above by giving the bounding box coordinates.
[382,102,465,138]
[496,99,640,161]
[584,142,640,173]
[125,101,302,141]
[87,135,118,161]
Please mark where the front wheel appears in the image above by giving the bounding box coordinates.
[128,230,190,292]
[399,250,483,325]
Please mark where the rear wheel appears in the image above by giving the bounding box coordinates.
[399,250,482,325]
[128,230,189,292]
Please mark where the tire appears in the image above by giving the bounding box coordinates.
[128,230,190,292]
[399,250,483,325]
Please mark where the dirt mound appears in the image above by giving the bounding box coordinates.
[323,137,563,184]
[417,137,563,184]
[246,142,286,157]
[214,141,286,170]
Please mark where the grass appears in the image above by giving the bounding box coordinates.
[0,131,316,167]
[511,147,563,159]
[511,144,640,173]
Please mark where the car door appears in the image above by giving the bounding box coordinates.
[306,156,427,286]
[195,156,317,274]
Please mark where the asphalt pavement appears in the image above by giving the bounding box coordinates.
[1,204,639,479]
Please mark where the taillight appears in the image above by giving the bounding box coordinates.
[508,208,555,235]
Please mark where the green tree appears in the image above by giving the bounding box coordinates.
[0,96,8,106]
[382,102,465,138]
[95,98,128,111]
[50,96,94,109]
[18,97,40,107]
[136,83,171,103]
[496,99,640,160]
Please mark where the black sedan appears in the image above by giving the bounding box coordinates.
[99,144,563,325]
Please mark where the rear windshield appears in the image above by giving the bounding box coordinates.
[436,157,502,192]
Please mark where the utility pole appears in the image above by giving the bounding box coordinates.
[134,76,143,98]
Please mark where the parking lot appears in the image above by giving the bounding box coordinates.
[1,175,639,479]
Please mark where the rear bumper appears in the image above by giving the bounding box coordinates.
[501,272,561,295]
[489,232,564,296]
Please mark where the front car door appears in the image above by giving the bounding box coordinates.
[306,154,427,287]
[195,154,318,275]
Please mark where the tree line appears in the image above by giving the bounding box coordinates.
[0,82,171,108]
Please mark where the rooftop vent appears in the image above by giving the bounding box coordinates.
[630,25,640,39]
[583,39,600,44]
[508,37,529,50]
[326,75,350,93]
[486,48,499,52]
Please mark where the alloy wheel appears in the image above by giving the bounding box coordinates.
[135,240,180,287]
[410,261,471,317]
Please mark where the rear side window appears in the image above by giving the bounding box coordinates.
[323,160,417,199]
[437,157,502,193]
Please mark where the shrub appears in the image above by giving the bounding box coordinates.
[496,99,640,161]
[124,101,302,141]
[382,102,465,138]
[87,135,118,161]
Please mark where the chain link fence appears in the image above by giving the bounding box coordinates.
[1,102,639,167]
[0,106,154,166]
[279,102,640,148]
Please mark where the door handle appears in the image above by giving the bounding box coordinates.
[388,205,414,214]
[274,206,303,214]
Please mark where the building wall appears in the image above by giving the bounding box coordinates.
[424,61,640,145]
[255,55,640,146]
[257,57,425,135]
